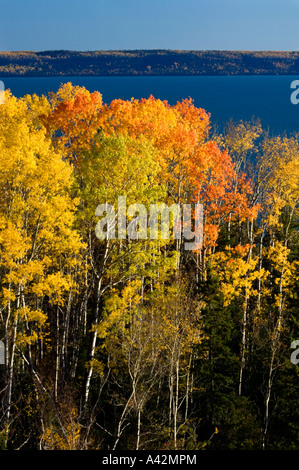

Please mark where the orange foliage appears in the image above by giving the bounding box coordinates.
[42,84,258,250]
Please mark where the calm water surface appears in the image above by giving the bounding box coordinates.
[2,75,299,135]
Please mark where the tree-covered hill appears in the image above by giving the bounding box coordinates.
[1,49,299,76]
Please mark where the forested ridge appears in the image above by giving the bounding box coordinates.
[2,50,299,76]
[1,83,299,450]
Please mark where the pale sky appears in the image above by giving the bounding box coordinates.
[0,0,298,51]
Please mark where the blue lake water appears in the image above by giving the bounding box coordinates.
[2,75,299,135]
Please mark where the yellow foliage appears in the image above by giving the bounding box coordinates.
[41,408,83,450]
[211,245,265,306]
[0,92,85,349]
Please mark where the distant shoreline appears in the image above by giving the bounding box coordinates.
[1,50,299,77]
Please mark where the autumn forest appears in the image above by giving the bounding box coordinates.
[1,83,299,450]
